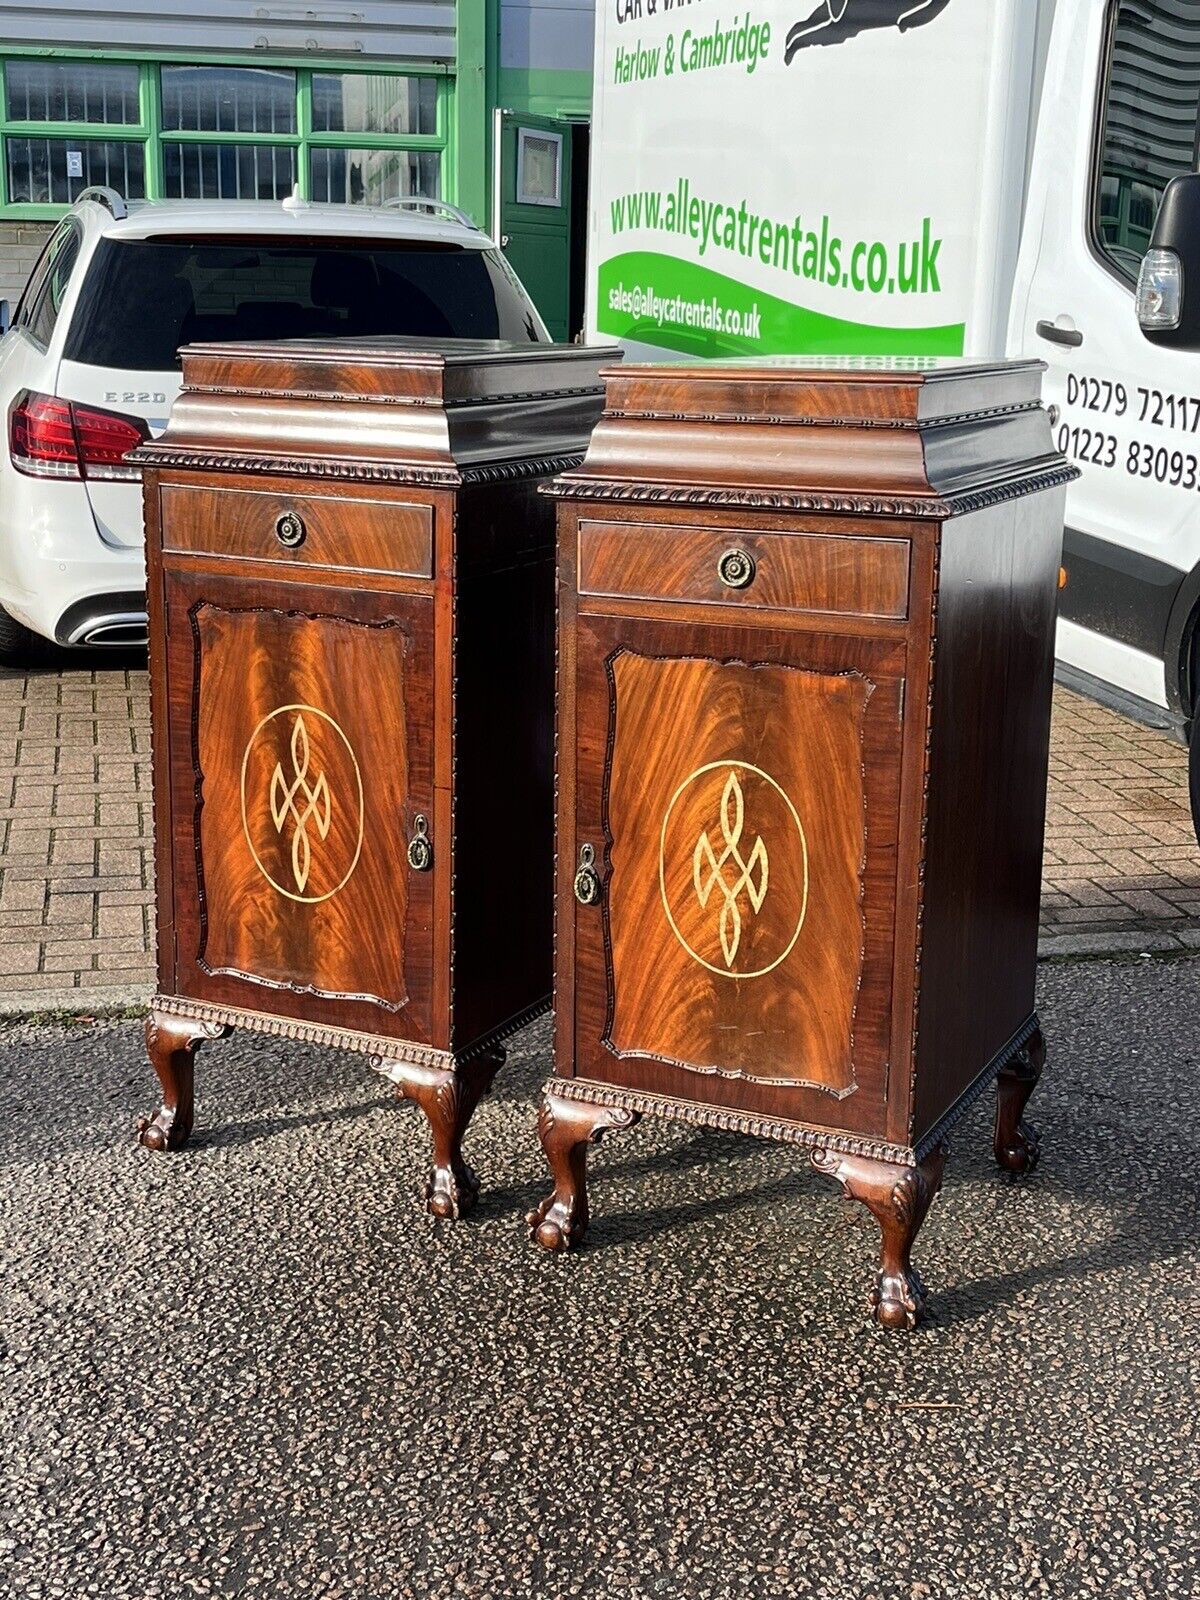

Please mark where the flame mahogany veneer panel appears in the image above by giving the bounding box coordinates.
[164,572,437,1041]
[570,611,906,1135]
[604,651,870,1091]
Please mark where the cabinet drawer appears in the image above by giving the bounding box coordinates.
[161,485,433,579]
[578,520,910,620]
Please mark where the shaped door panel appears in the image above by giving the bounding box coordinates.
[162,572,437,1042]
[571,614,906,1133]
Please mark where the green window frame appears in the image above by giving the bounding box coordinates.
[0,52,453,217]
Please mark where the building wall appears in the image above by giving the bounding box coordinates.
[455,0,595,234]
[0,40,457,231]
[0,1,599,301]
[502,0,595,75]
[0,2,455,62]
[498,0,595,116]
[0,218,50,303]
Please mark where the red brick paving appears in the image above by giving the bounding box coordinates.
[1041,686,1200,955]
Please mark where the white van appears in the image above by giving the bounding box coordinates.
[585,0,1200,828]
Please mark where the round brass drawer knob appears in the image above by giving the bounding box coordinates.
[717,548,756,589]
[275,510,306,549]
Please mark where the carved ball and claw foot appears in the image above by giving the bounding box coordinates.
[527,1090,641,1251]
[994,1026,1045,1175]
[394,1047,504,1219]
[812,1141,949,1331]
[137,1007,229,1151]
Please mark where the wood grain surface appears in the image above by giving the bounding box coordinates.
[604,650,871,1091]
[558,359,1054,502]
[140,338,621,1209]
[139,341,616,484]
[910,491,1066,1143]
[164,572,437,1039]
[542,356,1071,1317]
[578,519,911,618]
[162,485,433,577]
[567,610,906,1135]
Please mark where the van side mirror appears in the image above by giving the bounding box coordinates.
[0,300,10,335]
[1138,173,1200,349]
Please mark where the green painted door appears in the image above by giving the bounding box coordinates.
[499,112,573,341]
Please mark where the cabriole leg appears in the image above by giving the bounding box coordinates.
[994,1025,1045,1175]
[137,1008,229,1151]
[395,1047,504,1219]
[811,1142,949,1330]
[527,1089,641,1252]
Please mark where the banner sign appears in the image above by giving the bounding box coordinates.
[588,0,1030,359]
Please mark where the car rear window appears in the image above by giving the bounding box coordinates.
[62,235,546,369]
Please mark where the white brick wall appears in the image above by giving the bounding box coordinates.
[0,220,53,307]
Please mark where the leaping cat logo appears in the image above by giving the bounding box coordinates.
[785,0,954,63]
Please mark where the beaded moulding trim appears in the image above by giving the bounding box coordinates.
[546,1013,1042,1168]
[543,463,1080,517]
[154,992,551,1077]
[154,994,454,1072]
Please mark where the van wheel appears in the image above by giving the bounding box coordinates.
[1190,723,1200,849]
[0,605,33,666]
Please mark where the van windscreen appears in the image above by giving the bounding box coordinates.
[62,236,545,369]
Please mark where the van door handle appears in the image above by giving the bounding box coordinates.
[1036,319,1084,348]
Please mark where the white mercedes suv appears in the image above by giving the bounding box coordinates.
[0,186,549,662]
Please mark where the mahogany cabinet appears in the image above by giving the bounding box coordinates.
[529,358,1077,1327]
[134,336,615,1216]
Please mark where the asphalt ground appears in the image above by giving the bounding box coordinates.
[2,955,1198,1600]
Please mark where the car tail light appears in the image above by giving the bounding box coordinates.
[10,392,78,478]
[9,390,148,481]
[70,401,148,480]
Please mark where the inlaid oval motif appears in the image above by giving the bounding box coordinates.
[658,760,808,979]
[240,704,364,904]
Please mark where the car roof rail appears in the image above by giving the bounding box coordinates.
[382,196,478,230]
[74,185,128,220]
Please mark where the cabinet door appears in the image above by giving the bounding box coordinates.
[569,612,905,1133]
[161,570,438,1044]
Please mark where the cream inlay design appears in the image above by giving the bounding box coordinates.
[692,770,769,967]
[240,704,364,904]
[269,714,332,894]
[659,760,808,980]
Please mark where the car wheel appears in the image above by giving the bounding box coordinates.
[0,604,33,666]
[1190,720,1200,849]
